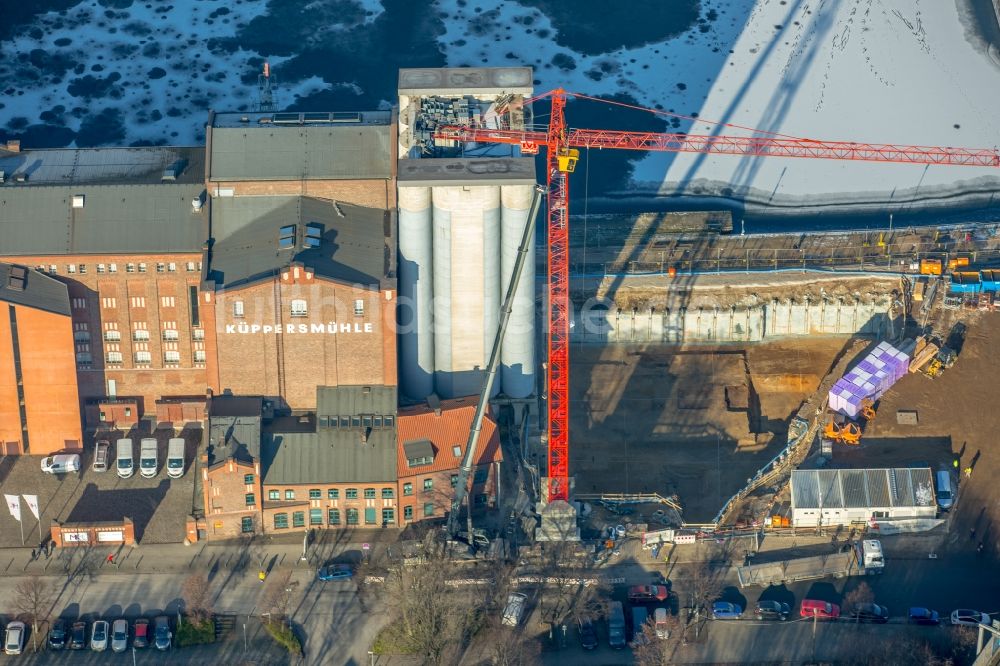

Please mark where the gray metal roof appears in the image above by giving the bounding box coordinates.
[208,115,392,181]
[397,157,536,187]
[398,67,533,95]
[0,263,70,316]
[0,146,204,186]
[208,412,262,465]
[211,110,391,129]
[316,385,397,418]
[402,439,434,460]
[261,428,397,484]
[207,196,394,290]
[0,184,206,255]
[792,468,935,509]
[210,395,264,418]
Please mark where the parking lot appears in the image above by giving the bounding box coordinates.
[0,426,201,547]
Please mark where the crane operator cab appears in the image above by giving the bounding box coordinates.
[557,148,580,173]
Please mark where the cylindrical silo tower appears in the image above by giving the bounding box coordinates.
[432,185,502,399]
[397,186,435,400]
[500,184,536,398]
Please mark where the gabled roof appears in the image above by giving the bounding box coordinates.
[208,111,392,181]
[206,196,394,290]
[0,263,70,316]
[317,385,397,419]
[396,396,502,477]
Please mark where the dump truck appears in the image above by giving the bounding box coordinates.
[736,539,884,588]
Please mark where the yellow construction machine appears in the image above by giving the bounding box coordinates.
[823,418,862,446]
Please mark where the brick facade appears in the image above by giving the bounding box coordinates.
[397,464,498,525]
[0,301,83,455]
[202,455,261,539]
[261,481,400,532]
[0,253,210,426]
[207,267,397,410]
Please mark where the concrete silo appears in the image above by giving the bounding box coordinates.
[397,67,538,401]
[431,185,501,399]
[397,185,434,399]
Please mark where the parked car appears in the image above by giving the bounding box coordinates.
[754,600,791,621]
[49,619,68,650]
[317,563,353,581]
[91,619,109,651]
[166,437,186,478]
[848,603,890,624]
[92,440,110,472]
[578,618,598,650]
[935,470,954,510]
[653,607,671,639]
[607,601,626,650]
[800,599,840,619]
[628,585,669,603]
[629,606,649,646]
[111,618,129,653]
[501,593,527,627]
[154,616,171,651]
[41,454,81,475]
[132,618,149,649]
[116,438,134,479]
[69,621,87,649]
[951,609,990,627]
[4,621,25,655]
[139,438,158,478]
[908,607,941,626]
[711,602,743,620]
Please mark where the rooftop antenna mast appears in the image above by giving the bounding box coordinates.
[256,61,278,113]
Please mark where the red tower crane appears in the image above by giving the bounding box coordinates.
[435,88,1000,504]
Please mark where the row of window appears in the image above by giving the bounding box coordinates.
[232,299,365,318]
[103,351,204,364]
[75,329,204,342]
[318,414,394,430]
[43,262,200,275]
[272,507,397,529]
[267,487,396,501]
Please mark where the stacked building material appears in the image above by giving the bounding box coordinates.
[828,342,910,417]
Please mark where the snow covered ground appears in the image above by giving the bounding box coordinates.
[2,0,999,212]
[437,0,1000,211]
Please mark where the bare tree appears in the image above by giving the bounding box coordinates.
[260,569,295,622]
[12,576,54,653]
[534,540,608,634]
[842,581,875,621]
[632,615,683,666]
[379,535,481,665]
[683,562,724,641]
[181,573,213,623]
[486,621,541,666]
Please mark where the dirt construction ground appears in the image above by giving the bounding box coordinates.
[570,338,849,522]
[861,309,1000,557]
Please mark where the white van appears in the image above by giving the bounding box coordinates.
[139,438,158,478]
[935,470,954,510]
[501,592,527,627]
[166,438,185,479]
[41,454,81,475]
[116,439,134,479]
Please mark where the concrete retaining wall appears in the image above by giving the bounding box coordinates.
[572,299,891,344]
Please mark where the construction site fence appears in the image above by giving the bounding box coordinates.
[571,246,1000,278]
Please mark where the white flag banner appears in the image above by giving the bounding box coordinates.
[22,495,39,521]
[4,494,21,522]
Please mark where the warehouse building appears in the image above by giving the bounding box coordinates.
[790,467,937,527]
[0,142,208,432]
[0,262,82,455]
[202,111,398,410]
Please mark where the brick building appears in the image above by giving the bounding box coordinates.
[397,396,502,525]
[201,111,398,410]
[0,143,209,431]
[0,262,82,455]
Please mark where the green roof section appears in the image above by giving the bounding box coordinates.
[208,111,392,182]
